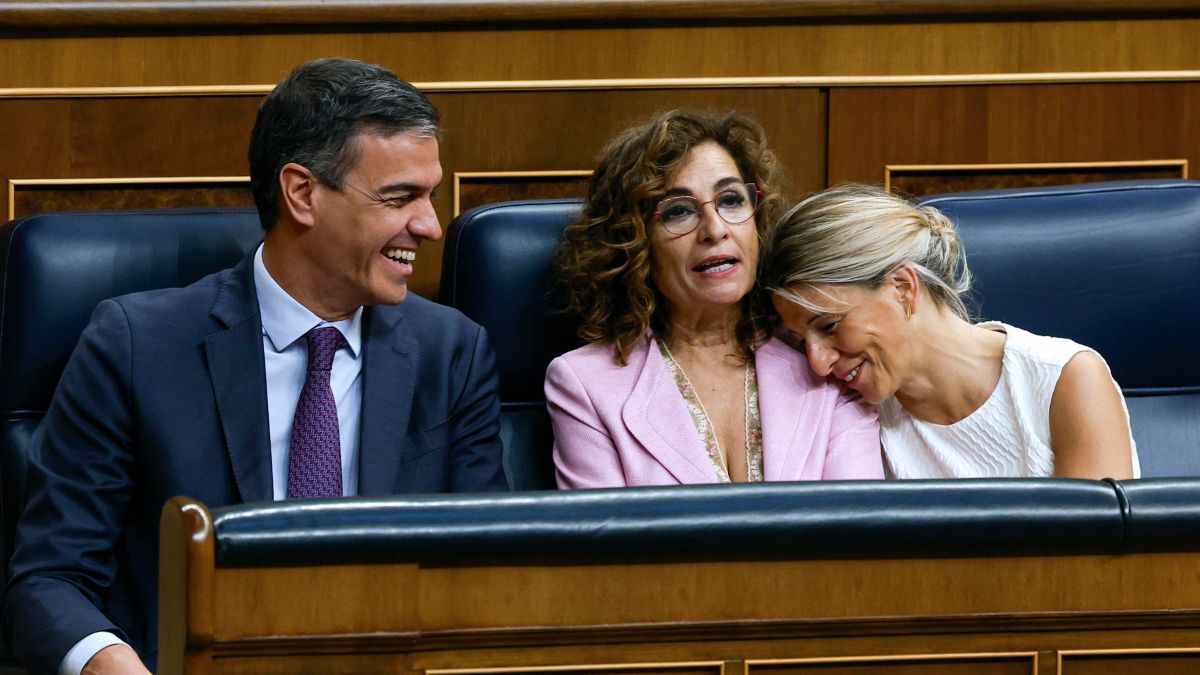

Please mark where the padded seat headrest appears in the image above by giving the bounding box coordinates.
[0,208,263,410]
[916,179,1200,392]
[440,199,583,403]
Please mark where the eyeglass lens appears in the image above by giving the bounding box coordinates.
[657,183,758,234]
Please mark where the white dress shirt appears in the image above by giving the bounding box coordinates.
[254,243,364,498]
[61,244,365,674]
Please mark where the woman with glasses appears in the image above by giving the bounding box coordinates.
[546,110,884,488]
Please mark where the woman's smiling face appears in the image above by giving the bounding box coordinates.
[772,283,911,404]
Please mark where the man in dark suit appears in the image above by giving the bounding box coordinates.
[2,58,507,675]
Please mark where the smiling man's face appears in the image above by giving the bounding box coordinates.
[304,131,443,317]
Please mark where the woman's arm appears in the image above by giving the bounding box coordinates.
[1049,351,1135,479]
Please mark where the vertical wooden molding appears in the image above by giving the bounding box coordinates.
[158,497,216,675]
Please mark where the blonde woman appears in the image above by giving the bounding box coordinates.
[759,184,1138,479]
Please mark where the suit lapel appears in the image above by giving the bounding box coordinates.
[621,335,719,484]
[755,338,813,481]
[357,304,417,495]
[204,253,273,504]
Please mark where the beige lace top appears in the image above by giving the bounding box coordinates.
[658,342,764,482]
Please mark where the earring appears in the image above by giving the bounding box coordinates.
[905,305,912,321]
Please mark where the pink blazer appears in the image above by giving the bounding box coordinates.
[545,334,884,488]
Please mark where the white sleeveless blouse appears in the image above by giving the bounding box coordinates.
[879,322,1141,479]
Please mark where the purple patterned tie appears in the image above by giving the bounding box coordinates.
[286,326,346,499]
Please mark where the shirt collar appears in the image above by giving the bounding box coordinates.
[253,243,363,358]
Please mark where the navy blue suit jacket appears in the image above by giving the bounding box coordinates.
[1,253,507,673]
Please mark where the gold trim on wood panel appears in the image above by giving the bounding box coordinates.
[1056,648,1200,675]
[453,170,592,217]
[10,176,249,185]
[421,72,1200,91]
[8,176,250,220]
[748,651,1038,669]
[0,85,273,99]
[4,71,1200,99]
[883,160,1189,191]
[429,661,725,674]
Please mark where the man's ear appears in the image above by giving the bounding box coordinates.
[886,263,922,314]
[278,162,318,228]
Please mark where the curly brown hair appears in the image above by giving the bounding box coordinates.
[554,109,788,366]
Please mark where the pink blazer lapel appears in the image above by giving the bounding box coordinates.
[621,335,719,484]
[755,338,814,481]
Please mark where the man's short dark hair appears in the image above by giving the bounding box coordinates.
[248,58,441,230]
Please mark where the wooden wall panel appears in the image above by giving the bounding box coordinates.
[425,87,824,297]
[0,88,823,299]
[428,663,724,675]
[1059,651,1200,674]
[4,18,1200,89]
[4,83,1198,293]
[454,173,591,217]
[216,659,727,675]
[212,653,406,675]
[428,88,824,188]
[11,183,253,220]
[1,11,1197,297]
[0,96,258,213]
[5,1,1199,30]
[827,82,1200,192]
[0,97,260,174]
[160,492,1200,675]
[885,162,1185,198]
[750,656,1033,674]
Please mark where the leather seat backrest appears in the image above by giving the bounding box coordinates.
[0,208,263,579]
[440,200,583,490]
[916,180,1200,476]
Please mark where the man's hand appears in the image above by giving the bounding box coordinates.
[81,644,152,675]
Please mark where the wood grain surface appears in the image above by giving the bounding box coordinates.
[4,19,1200,89]
[157,497,1200,675]
[827,82,1200,188]
[2,1,1200,30]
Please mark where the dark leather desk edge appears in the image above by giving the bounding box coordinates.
[201,478,1200,568]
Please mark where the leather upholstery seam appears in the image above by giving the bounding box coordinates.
[1104,478,1132,547]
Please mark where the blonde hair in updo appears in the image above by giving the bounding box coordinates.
[759,184,973,320]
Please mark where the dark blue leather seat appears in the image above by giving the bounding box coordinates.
[916,180,1200,477]
[0,208,262,667]
[440,200,583,490]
